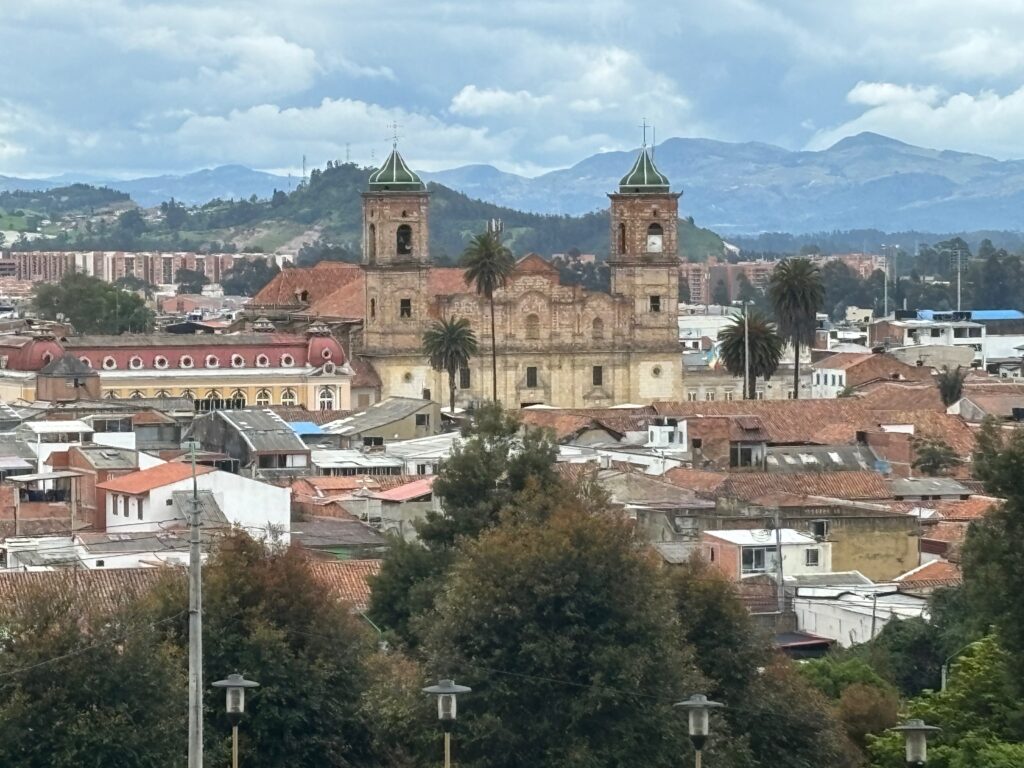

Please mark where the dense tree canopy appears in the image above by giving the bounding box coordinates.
[33,271,154,333]
[220,257,280,296]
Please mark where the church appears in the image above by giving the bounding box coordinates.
[250,144,684,409]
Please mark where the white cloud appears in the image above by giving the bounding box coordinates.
[450,86,552,117]
[809,81,1024,158]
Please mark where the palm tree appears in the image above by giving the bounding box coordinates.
[717,309,784,399]
[461,231,514,401]
[936,365,967,407]
[423,316,478,415]
[769,258,824,400]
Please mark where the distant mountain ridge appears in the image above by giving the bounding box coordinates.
[423,133,1024,235]
[3,132,1024,234]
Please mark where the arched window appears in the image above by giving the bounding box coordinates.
[180,389,195,401]
[104,390,120,400]
[318,387,335,411]
[396,224,413,256]
[646,223,664,253]
[255,389,272,406]
[618,222,626,255]
[592,317,604,340]
[154,389,171,398]
[230,389,246,408]
[368,223,376,263]
[525,314,540,341]
[129,390,145,400]
[280,388,298,406]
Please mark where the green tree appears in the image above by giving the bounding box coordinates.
[935,366,967,407]
[770,258,824,400]
[0,573,185,767]
[175,267,209,295]
[912,437,961,476]
[717,309,784,399]
[461,231,514,402]
[159,198,188,230]
[423,506,732,768]
[114,274,157,298]
[221,257,280,297]
[117,208,146,241]
[148,532,386,768]
[423,316,478,415]
[33,271,154,333]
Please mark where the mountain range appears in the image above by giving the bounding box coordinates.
[4,133,1024,234]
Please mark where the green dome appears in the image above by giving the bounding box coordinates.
[368,148,425,191]
[618,147,670,193]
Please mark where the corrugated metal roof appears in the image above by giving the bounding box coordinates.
[213,409,308,453]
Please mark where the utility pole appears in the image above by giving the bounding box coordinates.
[772,507,785,613]
[187,439,203,768]
[882,244,889,317]
[743,302,751,399]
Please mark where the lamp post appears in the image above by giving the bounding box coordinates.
[423,679,471,768]
[181,436,203,768]
[212,673,260,768]
[674,693,724,768]
[892,718,940,767]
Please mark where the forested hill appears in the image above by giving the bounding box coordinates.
[8,163,725,263]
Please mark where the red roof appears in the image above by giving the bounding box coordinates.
[96,463,214,495]
[250,262,362,306]
[306,559,382,611]
[374,476,434,502]
[937,495,1001,521]
[895,558,962,586]
[309,274,366,319]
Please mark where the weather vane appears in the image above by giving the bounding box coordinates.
[389,120,401,149]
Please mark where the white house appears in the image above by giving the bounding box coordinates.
[96,462,290,545]
[793,585,928,647]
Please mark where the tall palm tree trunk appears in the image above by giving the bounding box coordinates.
[792,340,801,400]
[448,368,457,415]
[489,293,498,402]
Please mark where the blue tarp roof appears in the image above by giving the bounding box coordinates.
[917,309,1023,321]
[287,421,324,435]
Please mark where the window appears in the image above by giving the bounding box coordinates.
[137,502,143,520]
[646,222,664,253]
[370,298,376,319]
[691,438,703,450]
[154,389,170,398]
[526,366,538,388]
[122,496,129,517]
[255,389,271,406]
[617,222,626,254]
[230,390,246,408]
[592,317,604,340]
[810,520,830,539]
[741,546,773,574]
[367,223,376,263]
[730,444,755,468]
[231,354,245,368]
[363,436,384,447]
[422,388,431,401]
[96,560,105,568]
[649,295,662,313]
[416,463,428,475]
[396,224,413,255]
[205,355,219,369]
[280,388,298,406]
[525,314,540,340]
[786,390,795,400]
[756,390,765,400]
[280,354,295,368]
[805,548,820,567]
[705,391,715,401]
[592,365,603,387]
[687,389,698,401]
[400,298,412,318]
[319,387,335,411]
[459,366,471,389]
[415,413,430,427]
[180,389,195,401]
[724,389,734,401]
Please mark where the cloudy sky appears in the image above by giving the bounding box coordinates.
[5,0,1024,177]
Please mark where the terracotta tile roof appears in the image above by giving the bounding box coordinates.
[519,407,656,441]
[96,463,214,495]
[895,558,962,586]
[291,476,382,497]
[427,268,472,297]
[922,520,968,544]
[131,409,177,426]
[0,559,382,613]
[662,468,729,495]
[854,383,945,412]
[873,410,977,456]
[250,262,362,307]
[350,357,382,389]
[718,470,892,502]
[307,559,381,611]
[653,400,869,444]
[374,476,434,501]
[936,495,1001,521]
[308,274,366,319]
[371,474,425,491]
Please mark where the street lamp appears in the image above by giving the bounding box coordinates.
[423,678,471,768]
[674,693,724,768]
[892,718,940,767]
[212,673,260,768]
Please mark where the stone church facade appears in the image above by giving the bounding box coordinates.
[357,144,684,409]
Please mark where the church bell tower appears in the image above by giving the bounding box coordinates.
[361,145,431,354]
